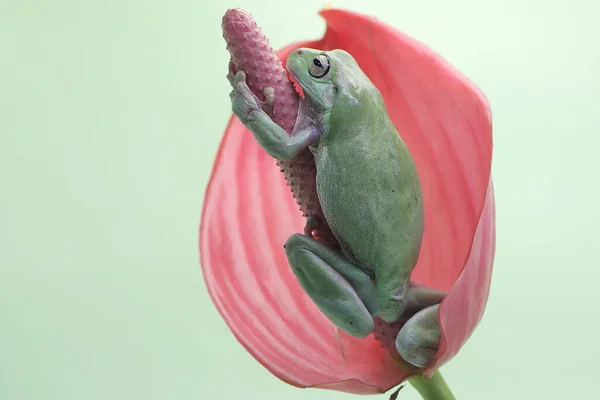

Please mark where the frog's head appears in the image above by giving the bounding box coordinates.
[286,48,367,114]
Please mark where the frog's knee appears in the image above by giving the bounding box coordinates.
[284,235,374,338]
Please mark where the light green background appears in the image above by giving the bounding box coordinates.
[1,0,598,399]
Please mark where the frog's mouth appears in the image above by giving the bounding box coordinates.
[287,71,306,100]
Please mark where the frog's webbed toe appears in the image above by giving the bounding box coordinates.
[303,216,318,238]
[262,87,275,116]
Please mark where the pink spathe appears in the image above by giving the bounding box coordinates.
[200,8,495,395]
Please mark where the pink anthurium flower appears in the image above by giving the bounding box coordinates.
[200,8,495,395]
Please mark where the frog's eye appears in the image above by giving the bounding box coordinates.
[308,55,330,78]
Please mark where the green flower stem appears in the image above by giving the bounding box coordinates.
[409,371,456,400]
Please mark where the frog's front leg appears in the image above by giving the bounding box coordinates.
[284,233,379,338]
[228,71,320,160]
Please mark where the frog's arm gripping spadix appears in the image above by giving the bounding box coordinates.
[229,71,321,160]
[222,8,337,246]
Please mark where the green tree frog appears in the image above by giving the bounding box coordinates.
[228,48,445,368]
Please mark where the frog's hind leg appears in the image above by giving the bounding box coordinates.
[284,233,377,338]
[403,284,446,319]
[395,303,442,368]
[395,285,445,368]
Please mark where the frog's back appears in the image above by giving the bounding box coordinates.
[314,88,424,302]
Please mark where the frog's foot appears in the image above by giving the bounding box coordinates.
[284,233,377,338]
[303,216,318,238]
[395,304,441,368]
[227,70,274,124]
